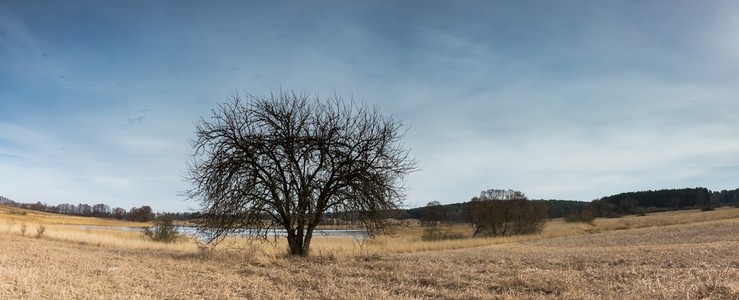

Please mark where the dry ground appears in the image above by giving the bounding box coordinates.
[1,207,738,299]
[0,206,149,227]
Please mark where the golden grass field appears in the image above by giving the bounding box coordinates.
[1,205,738,299]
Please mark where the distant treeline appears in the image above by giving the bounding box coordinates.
[600,187,710,209]
[404,187,738,224]
[2,187,737,224]
[404,199,588,222]
[0,196,199,222]
[587,187,739,217]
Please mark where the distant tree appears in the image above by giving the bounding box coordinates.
[469,189,547,237]
[78,203,92,216]
[128,207,139,220]
[138,206,154,222]
[0,195,13,205]
[697,189,713,211]
[421,201,444,227]
[30,201,46,211]
[419,203,467,241]
[56,203,75,215]
[565,207,596,224]
[128,206,154,222]
[92,203,110,217]
[185,90,416,256]
[618,197,636,215]
[112,207,127,219]
[589,199,618,218]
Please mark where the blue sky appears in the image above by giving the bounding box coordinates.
[2,1,739,212]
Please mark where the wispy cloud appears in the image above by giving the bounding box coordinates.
[1,1,739,210]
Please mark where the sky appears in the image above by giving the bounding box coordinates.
[2,1,739,212]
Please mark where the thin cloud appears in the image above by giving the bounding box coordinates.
[1,1,739,211]
[126,116,146,124]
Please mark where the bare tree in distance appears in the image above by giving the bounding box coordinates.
[469,189,548,237]
[185,90,417,256]
[421,201,444,227]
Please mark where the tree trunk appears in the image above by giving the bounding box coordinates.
[302,231,313,256]
[286,228,311,256]
[286,229,305,256]
[302,224,318,256]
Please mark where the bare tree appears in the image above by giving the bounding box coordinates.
[112,207,127,219]
[421,201,444,227]
[469,189,547,237]
[92,203,110,217]
[186,90,416,256]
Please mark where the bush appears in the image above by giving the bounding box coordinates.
[564,209,595,224]
[35,225,46,238]
[579,209,595,224]
[564,213,579,223]
[143,214,181,243]
[9,210,27,216]
[634,207,647,216]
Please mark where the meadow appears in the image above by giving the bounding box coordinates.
[1,205,738,299]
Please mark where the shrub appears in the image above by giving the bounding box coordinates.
[579,209,595,224]
[564,213,579,223]
[564,209,595,224]
[634,207,647,216]
[35,225,46,238]
[143,214,181,243]
[9,210,27,216]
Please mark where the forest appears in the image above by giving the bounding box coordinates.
[2,187,737,225]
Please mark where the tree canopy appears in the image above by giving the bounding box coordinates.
[186,90,416,256]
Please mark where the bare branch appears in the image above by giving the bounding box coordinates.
[185,90,416,256]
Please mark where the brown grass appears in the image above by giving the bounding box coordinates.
[1,205,738,299]
[0,206,149,227]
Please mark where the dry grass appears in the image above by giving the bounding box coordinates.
[0,206,149,227]
[0,205,191,252]
[353,206,739,255]
[589,206,739,231]
[1,205,739,299]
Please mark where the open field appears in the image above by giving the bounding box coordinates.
[1,206,738,299]
[0,206,149,227]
